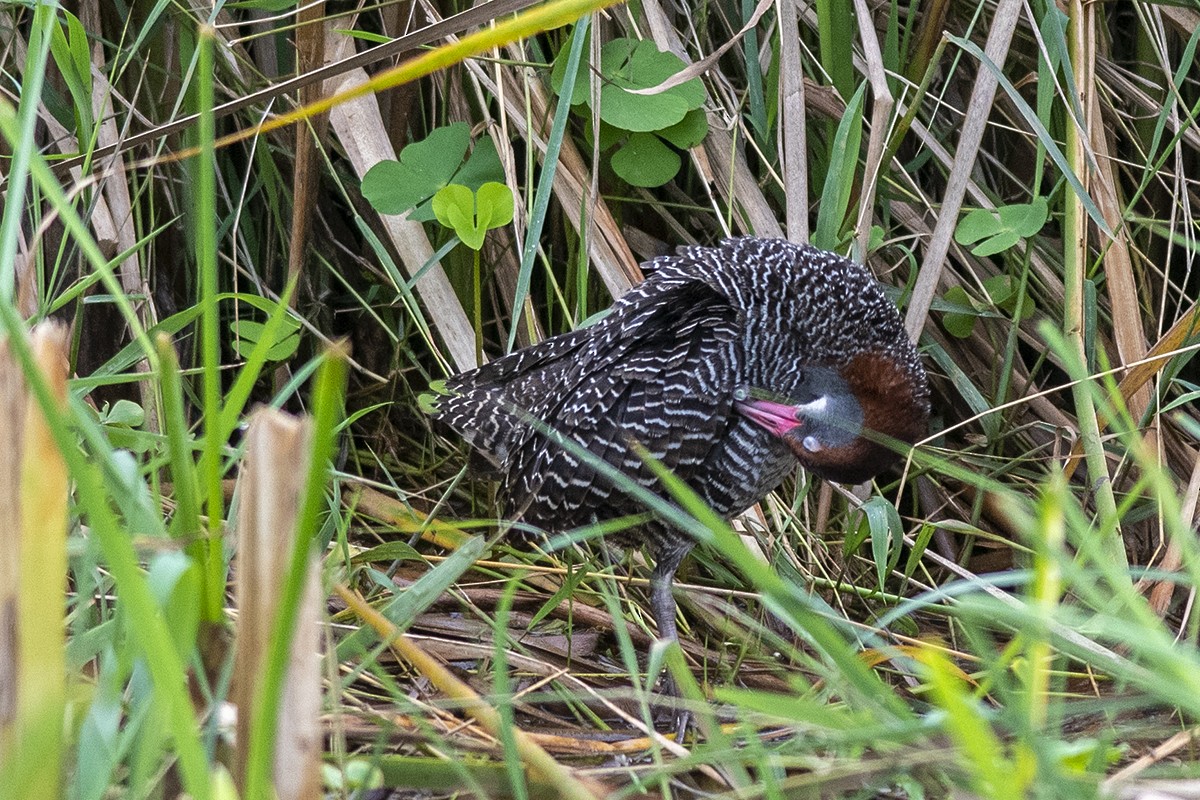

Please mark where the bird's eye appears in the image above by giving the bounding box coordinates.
[733,386,749,401]
[802,435,822,453]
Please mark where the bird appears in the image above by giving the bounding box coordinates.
[427,236,930,650]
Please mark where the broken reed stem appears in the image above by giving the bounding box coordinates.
[232,408,323,800]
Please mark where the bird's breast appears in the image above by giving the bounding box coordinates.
[689,417,796,518]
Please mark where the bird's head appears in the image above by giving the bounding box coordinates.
[735,351,929,484]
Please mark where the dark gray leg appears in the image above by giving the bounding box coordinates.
[649,544,691,642]
[649,544,693,740]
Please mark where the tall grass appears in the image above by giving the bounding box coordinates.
[1,0,1198,797]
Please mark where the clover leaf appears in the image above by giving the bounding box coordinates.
[432,181,514,251]
[983,274,1036,321]
[955,197,1049,257]
[940,275,1035,338]
[941,286,982,338]
[101,398,145,428]
[362,123,504,222]
[230,316,301,361]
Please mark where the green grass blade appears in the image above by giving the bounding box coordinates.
[813,81,866,250]
[507,15,590,352]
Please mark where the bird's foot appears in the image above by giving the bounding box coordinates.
[652,669,695,743]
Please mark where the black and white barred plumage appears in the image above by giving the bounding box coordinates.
[429,236,929,642]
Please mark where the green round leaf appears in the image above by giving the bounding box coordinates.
[560,37,707,134]
[601,39,705,109]
[942,285,982,312]
[658,107,708,148]
[452,136,505,191]
[610,133,680,187]
[591,117,625,151]
[408,136,505,223]
[600,84,691,132]
[360,161,410,214]
[943,312,978,338]
[594,39,706,132]
[982,274,1016,306]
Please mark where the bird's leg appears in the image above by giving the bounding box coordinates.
[649,544,692,739]
[649,548,686,644]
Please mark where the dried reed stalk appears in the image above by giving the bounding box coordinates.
[232,408,322,800]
